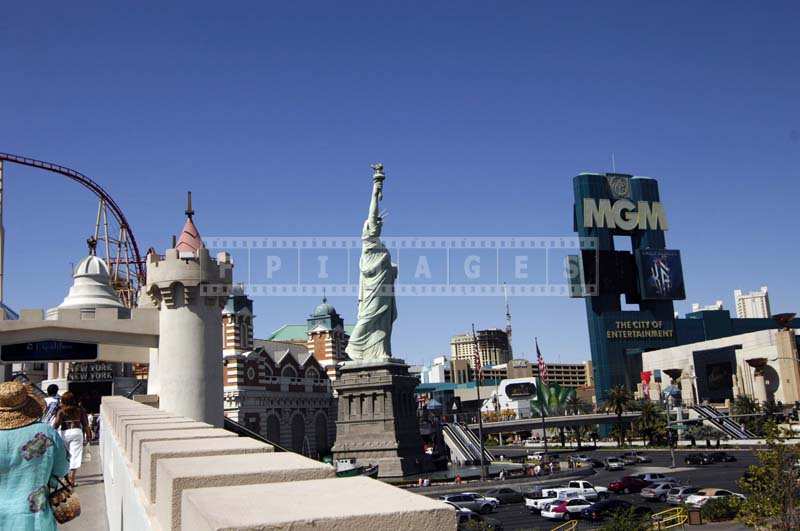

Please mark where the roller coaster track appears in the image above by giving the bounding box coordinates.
[0,152,145,303]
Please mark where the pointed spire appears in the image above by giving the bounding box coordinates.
[322,288,327,304]
[185,191,194,219]
[176,192,203,255]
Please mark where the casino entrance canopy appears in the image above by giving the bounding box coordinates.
[0,307,157,364]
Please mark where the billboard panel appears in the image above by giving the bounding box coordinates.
[636,249,686,300]
[0,340,98,362]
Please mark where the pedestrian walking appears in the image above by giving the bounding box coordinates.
[53,392,92,487]
[41,384,60,427]
[0,381,70,530]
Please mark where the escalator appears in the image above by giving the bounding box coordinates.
[460,424,495,464]
[442,424,474,464]
[442,423,494,465]
[691,404,756,439]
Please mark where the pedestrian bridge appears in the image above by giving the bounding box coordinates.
[468,411,642,434]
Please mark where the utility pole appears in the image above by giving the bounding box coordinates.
[667,395,676,468]
[472,324,487,481]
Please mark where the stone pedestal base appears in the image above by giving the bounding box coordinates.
[331,360,424,478]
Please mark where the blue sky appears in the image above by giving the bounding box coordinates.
[1,1,798,365]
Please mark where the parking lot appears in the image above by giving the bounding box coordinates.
[423,449,757,530]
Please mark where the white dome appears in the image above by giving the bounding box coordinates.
[55,254,125,310]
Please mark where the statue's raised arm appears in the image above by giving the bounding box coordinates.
[368,163,385,227]
[346,162,398,362]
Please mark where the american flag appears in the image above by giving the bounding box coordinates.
[535,337,548,385]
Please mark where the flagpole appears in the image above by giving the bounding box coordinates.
[472,323,487,481]
[536,337,549,464]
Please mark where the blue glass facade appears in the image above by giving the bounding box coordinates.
[570,173,798,405]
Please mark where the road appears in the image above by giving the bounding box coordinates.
[422,449,757,530]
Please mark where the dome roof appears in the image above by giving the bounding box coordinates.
[312,297,336,317]
[55,254,125,310]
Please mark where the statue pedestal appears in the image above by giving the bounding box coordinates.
[331,359,424,477]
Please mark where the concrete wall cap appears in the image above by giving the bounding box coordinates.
[180,476,456,531]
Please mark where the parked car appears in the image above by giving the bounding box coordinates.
[462,492,499,508]
[580,499,653,522]
[685,453,714,465]
[666,486,699,506]
[685,488,745,508]
[638,473,678,483]
[605,457,625,471]
[558,480,610,501]
[608,475,651,494]
[708,451,737,463]
[621,451,652,464]
[540,497,593,520]
[483,487,523,504]
[640,482,679,502]
[525,490,583,513]
[572,454,593,463]
[440,493,497,514]
[589,458,605,468]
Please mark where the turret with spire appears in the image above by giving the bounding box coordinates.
[142,193,232,426]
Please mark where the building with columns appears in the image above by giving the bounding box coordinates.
[641,327,800,406]
[222,290,336,457]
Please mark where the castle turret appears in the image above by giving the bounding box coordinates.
[143,194,232,426]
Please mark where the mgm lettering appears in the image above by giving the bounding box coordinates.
[583,198,668,231]
[607,320,674,340]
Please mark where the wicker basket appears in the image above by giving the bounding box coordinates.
[49,476,81,524]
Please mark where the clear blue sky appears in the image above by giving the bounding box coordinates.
[1,1,798,366]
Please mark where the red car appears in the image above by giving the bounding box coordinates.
[608,475,651,494]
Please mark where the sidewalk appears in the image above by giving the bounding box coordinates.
[61,444,108,531]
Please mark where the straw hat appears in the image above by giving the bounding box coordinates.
[0,381,46,430]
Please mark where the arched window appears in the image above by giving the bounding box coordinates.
[290,413,306,453]
[305,367,319,382]
[266,414,281,445]
[314,412,329,456]
[281,365,297,380]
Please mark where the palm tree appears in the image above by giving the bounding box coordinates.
[733,395,762,435]
[604,386,632,448]
[565,395,590,449]
[633,401,666,445]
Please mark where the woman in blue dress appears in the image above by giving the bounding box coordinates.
[0,381,70,530]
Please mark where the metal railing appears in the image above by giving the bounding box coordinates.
[550,519,577,531]
[649,506,688,530]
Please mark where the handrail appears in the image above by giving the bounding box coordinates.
[223,416,291,453]
[124,380,145,399]
[550,519,577,531]
[649,506,688,530]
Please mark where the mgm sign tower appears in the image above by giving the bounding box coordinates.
[568,173,686,404]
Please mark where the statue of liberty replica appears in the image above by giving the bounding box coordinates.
[345,163,398,362]
[332,163,424,477]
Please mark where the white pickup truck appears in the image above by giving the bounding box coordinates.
[525,490,582,512]
[525,481,608,512]
[560,480,610,501]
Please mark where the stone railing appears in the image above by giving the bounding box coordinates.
[100,395,455,530]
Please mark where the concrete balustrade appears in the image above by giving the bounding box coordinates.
[101,396,456,530]
[140,437,272,503]
[181,476,455,531]
[124,418,211,450]
[131,428,237,475]
[156,453,335,529]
